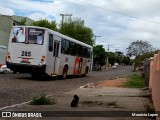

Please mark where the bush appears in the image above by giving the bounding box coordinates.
[133,51,159,69]
[30,95,55,105]
[122,73,146,88]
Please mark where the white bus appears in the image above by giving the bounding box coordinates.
[6,26,93,79]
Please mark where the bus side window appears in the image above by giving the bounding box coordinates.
[76,44,80,56]
[61,38,65,54]
[79,45,83,57]
[84,47,88,58]
[64,39,70,54]
[49,34,53,52]
[76,44,82,57]
[70,42,76,56]
[87,48,91,58]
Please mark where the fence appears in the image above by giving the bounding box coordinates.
[149,52,160,120]
[143,58,150,86]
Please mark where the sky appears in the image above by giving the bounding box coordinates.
[0,0,160,54]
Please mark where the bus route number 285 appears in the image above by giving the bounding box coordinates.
[21,51,31,57]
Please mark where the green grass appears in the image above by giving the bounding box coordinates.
[122,73,146,88]
[30,95,55,105]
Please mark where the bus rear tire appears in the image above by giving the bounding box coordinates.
[62,67,68,79]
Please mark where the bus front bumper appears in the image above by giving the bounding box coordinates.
[6,62,46,74]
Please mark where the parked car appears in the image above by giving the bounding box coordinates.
[112,65,117,69]
[115,63,118,66]
[0,65,12,74]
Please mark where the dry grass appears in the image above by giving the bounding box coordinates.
[96,78,128,87]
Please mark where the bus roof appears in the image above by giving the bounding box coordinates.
[13,26,93,49]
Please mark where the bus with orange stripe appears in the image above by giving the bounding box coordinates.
[6,26,93,79]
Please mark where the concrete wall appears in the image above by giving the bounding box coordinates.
[0,15,12,46]
[0,15,34,47]
[149,52,160,120]
[0,15,34,65]
[0,45,7,65]
[12,15,34,25]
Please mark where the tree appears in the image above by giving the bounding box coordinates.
[122,56,131,65]
[59,17,94,46]
[133,50,159,68]
[127,40,153,57]
[115,51,124,63]
[32,19,57,31]
[106,51,126,66]
[106,52,115,66]
[30,16,94,46]
[19,18,26,25]
[93,45,106,69]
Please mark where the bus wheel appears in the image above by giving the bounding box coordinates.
[62,67,68,79]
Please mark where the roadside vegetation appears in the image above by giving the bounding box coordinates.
[30,95,55,105]
[122,73,146,88]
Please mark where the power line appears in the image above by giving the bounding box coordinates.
[74,0,160,25]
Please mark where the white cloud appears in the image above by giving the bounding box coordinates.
[0,0,160,53]
[28,13,48,21]
[0,6,14,15]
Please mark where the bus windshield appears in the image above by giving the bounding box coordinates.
[12,27,45,45]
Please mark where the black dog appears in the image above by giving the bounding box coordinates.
[71,95,79,107]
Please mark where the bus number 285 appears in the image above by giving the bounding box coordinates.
[21,51,31,57]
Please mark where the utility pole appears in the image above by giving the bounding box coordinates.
[106,45,112,67]
[93,35,101,46]
[60,14,72,28]
[107,45,112,51]
[115,49,119,65]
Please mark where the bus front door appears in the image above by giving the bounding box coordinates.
[53,40,60,74]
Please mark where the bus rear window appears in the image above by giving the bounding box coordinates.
[12,27,45,45]
[12,27,25,43]
[27,28,45,45]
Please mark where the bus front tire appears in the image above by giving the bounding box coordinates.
[62,67,68,79]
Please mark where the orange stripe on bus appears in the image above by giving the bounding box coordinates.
[73,57,80,75]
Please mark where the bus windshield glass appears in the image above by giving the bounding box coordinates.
[12,27,45,45]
